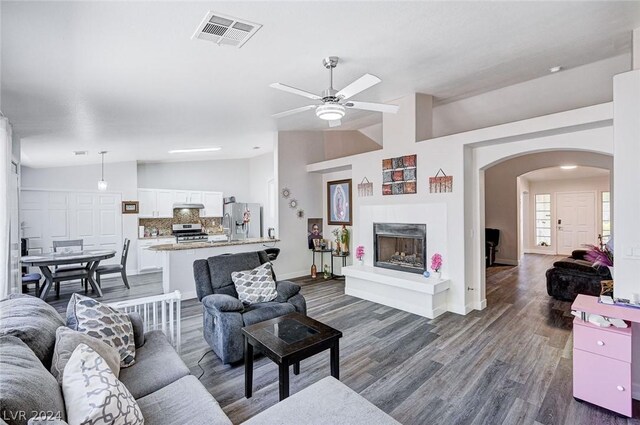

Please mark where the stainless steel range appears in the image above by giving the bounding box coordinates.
[172,223,208,244]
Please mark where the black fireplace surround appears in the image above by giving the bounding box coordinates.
[374,223,426,274]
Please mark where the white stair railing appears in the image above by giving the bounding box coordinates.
[108,290,182,353]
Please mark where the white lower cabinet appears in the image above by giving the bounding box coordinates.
[137,238,173,273]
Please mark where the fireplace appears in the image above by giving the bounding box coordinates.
[373,223,426,274]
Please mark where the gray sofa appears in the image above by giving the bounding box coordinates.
[0,294,232,425]
[193,251,306,364]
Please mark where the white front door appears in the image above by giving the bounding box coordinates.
[556,191,596,255]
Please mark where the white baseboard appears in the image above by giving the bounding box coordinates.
[277,270,309,280]
[447,303,472,315]
[524,248,556,255]
[494,258,519,266]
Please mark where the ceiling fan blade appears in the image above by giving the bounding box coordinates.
[336,73,381,100]
[328,119,342,128]
[345,101,399,114]
[269,83,322,100]
[272,105,317,119]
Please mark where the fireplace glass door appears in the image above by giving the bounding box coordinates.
[373,223,426,274]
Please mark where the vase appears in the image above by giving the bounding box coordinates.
[607,266,614,279]
[434,271,441,280]
[358,258,364,266]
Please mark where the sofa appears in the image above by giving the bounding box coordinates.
[193,251,306,364]
[0,294,232,425]
[546,249,612,301]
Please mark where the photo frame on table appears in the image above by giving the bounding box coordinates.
[122,201,139,214]
[327,179,352,225]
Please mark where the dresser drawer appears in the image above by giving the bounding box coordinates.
[573,322,631,362]
[573,348,632,416]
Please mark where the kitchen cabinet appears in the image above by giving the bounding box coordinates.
[173,191,189,203]
[138,189,157,218]
[138,237,174,273]
[156,190,174,218]
[202,191,223,217]
[189,191,203,203]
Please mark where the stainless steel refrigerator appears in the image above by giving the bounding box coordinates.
[223,202,262,240]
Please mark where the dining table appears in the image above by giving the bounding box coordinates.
[21,249,116,300]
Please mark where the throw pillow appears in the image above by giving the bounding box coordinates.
[0,294,65,369]
[51,326,121,384]
[62,344,144,425]
[231,262,278,304]
[0,336,66,425]
[66,293,136,367]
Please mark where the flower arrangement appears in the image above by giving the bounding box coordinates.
[585,244,613,267]
[355,245,365,261]
[431,253,443,272]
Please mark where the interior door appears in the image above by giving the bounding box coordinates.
[556,192,596,256]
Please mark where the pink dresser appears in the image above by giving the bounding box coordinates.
[572,295,640,416]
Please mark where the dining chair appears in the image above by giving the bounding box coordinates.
[95,239,131,289]
[52,239,86,296]
[21,273,42,297]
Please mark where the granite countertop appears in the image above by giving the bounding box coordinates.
[148,238,280,251]
[139,233,226,240]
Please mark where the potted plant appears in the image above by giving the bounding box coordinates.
[355,245,365,265]
[431,253,443,280]
[585,241,614,278]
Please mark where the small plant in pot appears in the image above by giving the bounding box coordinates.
[431,253,443,279]
[585,239,614,279]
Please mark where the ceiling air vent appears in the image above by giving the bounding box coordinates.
[192,12,262,48]
[73,150,88,156]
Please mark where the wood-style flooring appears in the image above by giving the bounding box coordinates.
[45,254,640,425]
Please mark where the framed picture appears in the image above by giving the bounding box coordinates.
[307,218,323,249]
[327,179,352,225]
[122,201,139,214]
[382,154,417,195]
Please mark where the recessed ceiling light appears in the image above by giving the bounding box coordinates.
[168,147,222,154]
[560,165,577,170]
[549,66,563,73]
[73,150,88,156]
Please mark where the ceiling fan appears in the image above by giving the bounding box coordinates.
[270,56,399,128]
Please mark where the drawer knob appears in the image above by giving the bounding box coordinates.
[597,340,605,346]
[617,386,625,392]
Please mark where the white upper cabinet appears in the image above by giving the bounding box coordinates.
[202,191,223,217]
[173,191,189,203]
[156,190,174,218]
[138,189,157,218]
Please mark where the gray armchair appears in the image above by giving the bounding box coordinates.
[193,251,306,364]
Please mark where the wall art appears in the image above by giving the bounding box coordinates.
[357,177,374,197]
[382,154,417,195]
[327,179,352,225]
[429,168,453,193]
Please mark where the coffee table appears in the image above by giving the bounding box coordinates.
[242,312,342,401]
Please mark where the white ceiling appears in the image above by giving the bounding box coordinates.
[521,166,610,182]
[2,1,639,167]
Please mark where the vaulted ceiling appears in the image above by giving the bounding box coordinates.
[2,1,639,167]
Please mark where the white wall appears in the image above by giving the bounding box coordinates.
[21,161,139,272]
[276,132,325,279]
[137,159,252,202]
[248,152,276,236]
[484,152,612,263]
[524,175,610,254]
[432,54,629,137]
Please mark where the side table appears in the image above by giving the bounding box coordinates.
[331,252,349,279]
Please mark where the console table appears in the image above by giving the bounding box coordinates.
[571,294,640,416]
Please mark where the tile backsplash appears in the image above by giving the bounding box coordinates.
[139,209,223,237]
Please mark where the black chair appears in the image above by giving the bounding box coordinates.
[264,247,280,262]
[52,239,86,296]
[95,239,131,289]
[22,273,42,297]
[485,228,500,267]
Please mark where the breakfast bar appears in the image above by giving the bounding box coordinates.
[149,238,279,300]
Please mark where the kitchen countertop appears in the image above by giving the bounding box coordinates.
[148,238,280,251]
[139,234,226,240]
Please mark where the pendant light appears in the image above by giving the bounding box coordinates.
[97,151,108,191]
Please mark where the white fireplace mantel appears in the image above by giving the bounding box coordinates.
[342,264,450,319]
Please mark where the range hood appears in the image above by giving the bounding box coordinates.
[173,203,205,209]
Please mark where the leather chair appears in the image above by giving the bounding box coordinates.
[193,251,306,364]
[546,249,612,301]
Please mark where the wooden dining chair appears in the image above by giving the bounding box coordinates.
[52,239,86,296]
[95,239,131,289]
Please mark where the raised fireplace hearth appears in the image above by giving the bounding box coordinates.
[374,223,426,274]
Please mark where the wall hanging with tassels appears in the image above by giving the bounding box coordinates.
[357,177,373,197]
[429,168,453,193]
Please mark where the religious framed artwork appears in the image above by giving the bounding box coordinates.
[327,179,352,225]
[382,154,417,195]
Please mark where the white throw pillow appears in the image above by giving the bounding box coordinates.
[62,344,144,425]
[232,262,278,304]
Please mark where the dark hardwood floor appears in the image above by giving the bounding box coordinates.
[44,254,640,425]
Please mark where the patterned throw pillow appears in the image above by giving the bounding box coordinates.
[66,293,136,367]
[62,344,144,425]
[231,262,278,305]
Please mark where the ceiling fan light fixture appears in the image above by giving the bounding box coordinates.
[316,104,345,121]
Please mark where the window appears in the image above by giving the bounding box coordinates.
[602,191,611,243]
[535,194,552,247]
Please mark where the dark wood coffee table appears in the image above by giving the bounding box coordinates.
[242,312,342,401]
